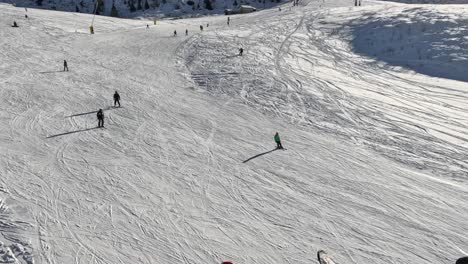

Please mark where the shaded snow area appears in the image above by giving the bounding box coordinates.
[1,0,468,263]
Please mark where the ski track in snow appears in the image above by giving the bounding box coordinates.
[0,1,468,263]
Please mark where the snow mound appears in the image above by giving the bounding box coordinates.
[349,6,468,82]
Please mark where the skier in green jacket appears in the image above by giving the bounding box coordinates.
[274,132,283,149]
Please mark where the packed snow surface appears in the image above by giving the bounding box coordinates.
[0,0,467,263]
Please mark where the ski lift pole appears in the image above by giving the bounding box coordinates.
[90,0,98,34]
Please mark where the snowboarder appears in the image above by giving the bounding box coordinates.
[97,109,104,128]
[200,25,203,31]
[113,91,121,107]
[239,48,244,56]
[274,132,283,149]
[174,30,177,36]
[185,29,188,36]
[12,21,18,27]
[457,257,468,264]
[63,60,68,71]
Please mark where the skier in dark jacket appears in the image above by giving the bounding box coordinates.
[97,109,104,128]
[457,257,468,264]
[185,29,188,36]
[63,60,68,71]
[174,30,177,36]
[200,25,203,31]
[12,21,18,27]
[239,48,244,56]
[274,132,283,149]
[113,91,121,107]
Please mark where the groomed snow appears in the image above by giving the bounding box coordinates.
[0,0,467,263]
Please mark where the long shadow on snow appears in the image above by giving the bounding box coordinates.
[66,106,118,118]
[39,70,67,74]
[46,127,100,138]
[349,8,468,82]
[243,148,278,163]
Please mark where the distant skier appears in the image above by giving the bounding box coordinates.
[12,21,18,27]
[97,109,104,128]
[457,257,468,264]
[146,24,149,29]
[185,29,188,36]
[207,23,209,28]
[113,91,121,107]
[63,60,68,71]
[227,17,230,26]
[274,132,283,149]
[174,30,177,36]
[90,25,94,34]
[25,14,28,19]
[239,48,244,56]
[200,25,203,31]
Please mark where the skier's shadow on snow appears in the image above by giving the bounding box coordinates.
[224,55,240,59]
[243,148,278,163]
[66,106,116,118]
[46,127,100,138]
[39,70,66,74]
[66,110,99,118]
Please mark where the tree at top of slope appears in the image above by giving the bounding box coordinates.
[1,0,284,17]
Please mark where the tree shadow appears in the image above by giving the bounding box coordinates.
[243,148,278,163]
[46,127,99,138]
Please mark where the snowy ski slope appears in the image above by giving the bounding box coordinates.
[0,0,467,263]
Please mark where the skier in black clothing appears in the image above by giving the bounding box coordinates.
[239,48,244,56]
[174,30,177,36]
[227,17,230,26]
[12,21,18,27]
[63,60,68,71]
[185,29,188,36]
[457,257,468,264]
[97,109,104,128]
[113,91,121,107]
[200,25,203,31]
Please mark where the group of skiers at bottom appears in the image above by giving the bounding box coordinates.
[173,29,190,36]
[96,91,121,128]
[173,23,210,36]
